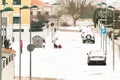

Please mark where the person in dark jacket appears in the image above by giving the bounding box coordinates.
[42,39,46,48]
[54,43,58,48]
[4,39,11,49]
[4,38,8,48]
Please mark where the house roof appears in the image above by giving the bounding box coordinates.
[31,0,45,7]
[2,48,16,54]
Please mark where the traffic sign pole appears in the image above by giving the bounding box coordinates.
[100,26,107,51]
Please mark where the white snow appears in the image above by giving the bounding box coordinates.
[13,26,120,80]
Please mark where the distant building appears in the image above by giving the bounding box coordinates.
[0,0,51,42]
[31,0,52,16]
[0,0,31,42]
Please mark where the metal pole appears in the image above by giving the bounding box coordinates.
[2,5,5,44]
[11,5,14,44]
[101,24,102,49]
[103,34,104,51]
[112,9,115,71]
[98,20,102,49]
[119,45,120,58]
[112,32,115,70]
[0,11,3,80]
[30,37,32,80]
[19,8,21,80]
[106,33,107,52]
[105,5,107,54]
[2,3,7,44]
[0,33,2,80]
[30,8,32,80]
[99,8,102,49]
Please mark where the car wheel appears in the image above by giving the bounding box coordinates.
[87,60,91,65]
[88,62,91,65]
[83,40,85,43]
[103,63,106,65]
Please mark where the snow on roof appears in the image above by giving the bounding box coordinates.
[2,48,16,54]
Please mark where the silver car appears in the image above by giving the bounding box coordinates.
[87,50,106,65]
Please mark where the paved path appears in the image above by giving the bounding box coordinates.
[15,76,62,80]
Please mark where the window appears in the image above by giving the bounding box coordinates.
[31,12,33,15]
[3,60,5,68]
[13,17,20,24]
[9,55,12,62]
[44,11,49,16]
[13,0,21,5]
[6,58,8,65]
[2,0,6,5]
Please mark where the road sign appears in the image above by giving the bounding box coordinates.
[27,44,35,52]
[32,35,43,48]
[13,29,24,32]
[101,27,107,34]
[50,22,54,27]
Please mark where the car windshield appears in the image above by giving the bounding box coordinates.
[90,50,105,56]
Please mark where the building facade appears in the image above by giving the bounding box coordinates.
[0,0,52,42]
[0,0,31,42]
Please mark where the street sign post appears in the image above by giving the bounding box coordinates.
[32,35,43,48]
[50,22,54,27]
[101,27,107,34]
[27,44,35,52]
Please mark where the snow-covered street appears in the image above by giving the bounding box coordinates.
[13,26,120,80]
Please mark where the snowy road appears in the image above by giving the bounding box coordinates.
[13,29,120,80]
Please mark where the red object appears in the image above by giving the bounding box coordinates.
[50,22,54,27]
[58,44,62,48]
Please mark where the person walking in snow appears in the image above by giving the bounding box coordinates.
[20,40,23,53]
[42,39,46,48]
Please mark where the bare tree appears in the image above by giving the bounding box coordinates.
[59,0,93,26]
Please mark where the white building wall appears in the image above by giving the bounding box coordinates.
[7,25,50,43]
[2,61,15,80]
[2,53,15,80]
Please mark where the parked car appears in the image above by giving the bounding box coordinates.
[82,30,95,43]
[81,26,90,38]
[87,50,106,65]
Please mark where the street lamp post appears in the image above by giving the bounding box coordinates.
[108,6,115,70]
[11,2,14,44]
[19,7,21,80]
[1,3,8,44]
[99,2,108,54]
[0,10,2,80]
[97,2,107,51]
[112,7,115,71]
[29,7,32,80]
[101,2,107,52]
[19,6,29,80]
[105,4,108,54]
[52,3,60,31]
[29,5,38,80]
[108,5,115,71]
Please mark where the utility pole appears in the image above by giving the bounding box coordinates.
[0,11,2,80]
